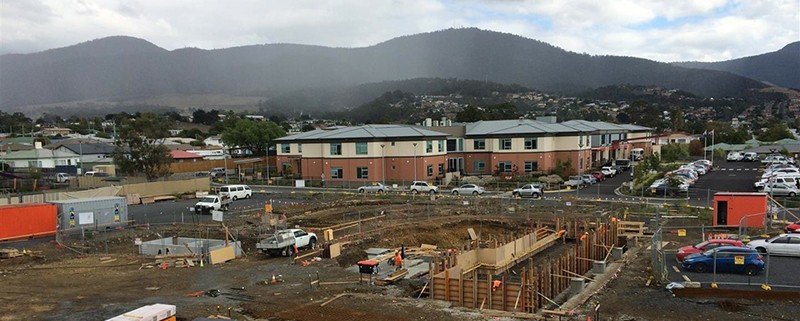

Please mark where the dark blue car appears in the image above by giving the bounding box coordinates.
[681,246,764,276]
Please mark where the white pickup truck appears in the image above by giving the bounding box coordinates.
[194,195,232,214]
[256,229,318,257]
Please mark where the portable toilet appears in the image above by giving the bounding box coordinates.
[712,192,768,228]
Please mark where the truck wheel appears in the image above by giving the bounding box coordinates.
[429,190,435,195]
[411,189,419,194]
[472,191,479,195]
[452,190,459,195]
[358,189,365,194]
[282,247,292,257]
[308,237,317,249]
[245,194,251,199]
[532,193,541,199]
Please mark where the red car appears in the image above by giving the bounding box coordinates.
[676,239,744,262]
[786,221,800,233]
[591,171,605,182]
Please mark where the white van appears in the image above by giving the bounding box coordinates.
[218,185,252,201]
[631,148,645,161]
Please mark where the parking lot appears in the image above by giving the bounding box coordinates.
[666,252,800,290]
[686,160,762,204]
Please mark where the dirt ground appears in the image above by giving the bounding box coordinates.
[3,195,796,320]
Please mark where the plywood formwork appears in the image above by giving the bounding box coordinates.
[429,219,619,314]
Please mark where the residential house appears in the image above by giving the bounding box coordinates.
[40,127,72,136]
[169,150,204,163]
[1,142,80,172]
[49,141,115,164]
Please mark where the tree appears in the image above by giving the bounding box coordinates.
[660,143,689,162]
[192,109,220,125]
[221,119,286,156]
[757,123,794,142]
[112,113,174,180]
[670,107,686,131]
[688,140,704,156]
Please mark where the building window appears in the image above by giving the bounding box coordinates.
[355,142,368,155]
[426,141,433,153]
[498,161,513,173]
[457,139,464,151]
[524,137,537,150]
[474,161,486,172]
[356,167,369,179]
[601,135,606,145]
[439,140,446,152]
[281,144,291,153]
[297,144,303,153]
[524,161,538,172]
[28,160,42,168]
[330,143,342,155]
[282,162,291,172]
[427,165,434,177]
[500,138,512,150]
[474,139,485,150]
[438,163,444,175]
[331,167,343,179]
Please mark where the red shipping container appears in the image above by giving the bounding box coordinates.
[0,203,58,241]
[712,192,768,228]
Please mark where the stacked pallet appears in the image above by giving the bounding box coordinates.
[105,303,176,321]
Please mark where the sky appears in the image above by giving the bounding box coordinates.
[1,0,798,62]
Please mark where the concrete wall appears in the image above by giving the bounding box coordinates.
[139,237,242,257]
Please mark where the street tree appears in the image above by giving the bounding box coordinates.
[112,113,173,180]
[221,119,286,156]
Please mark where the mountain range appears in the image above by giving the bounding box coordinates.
[674,41,799,89]
[0,28,792,110]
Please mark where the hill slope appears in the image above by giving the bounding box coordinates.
[674,42,800,89]
[0,28,768,109]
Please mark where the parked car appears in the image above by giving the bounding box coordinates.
[784,222,800,233]
[564,176,584,189]
[54,173,70,183]
[409,181,438,194]
[763,183,799,197]
[762,155,791,165]
[682,246,764,275]
[452,184,485,195]
[694,159,713,167]
[591,171,606,182]
[631,148,645,161]
[256,229,317,257]
[761,167,800,179]
[209,167,227,178]
[727,152,744,162]
[581,174,597,185]
[743,152,759,162]
[614,159,631,171]
[754,176,798,190]
[194,195,232,214]
[676,239,745,262]
[358,183,390,194]
[601,166,617,177]
[512,184,543,198]
[680,164,707,175]
[84,171,109,177]
[747,234,800,257]
[218,184,252,200]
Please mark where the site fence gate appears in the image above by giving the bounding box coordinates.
[651,226,668,284]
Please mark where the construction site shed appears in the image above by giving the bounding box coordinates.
[712,192,768,228]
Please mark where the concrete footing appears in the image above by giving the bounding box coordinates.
[611,247,623,261]
[570,277,585,296]
[592,260,606,274]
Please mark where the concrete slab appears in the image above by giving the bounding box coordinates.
[365,248,393,259]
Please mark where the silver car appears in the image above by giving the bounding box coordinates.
[512,184,543,198]
[763,183,799,197]
[747,234,800,257]
[451,184,485,195]
[357,183,389,194]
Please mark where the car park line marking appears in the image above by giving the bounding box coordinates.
[672,265,680,273]
[682,275,691,282]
